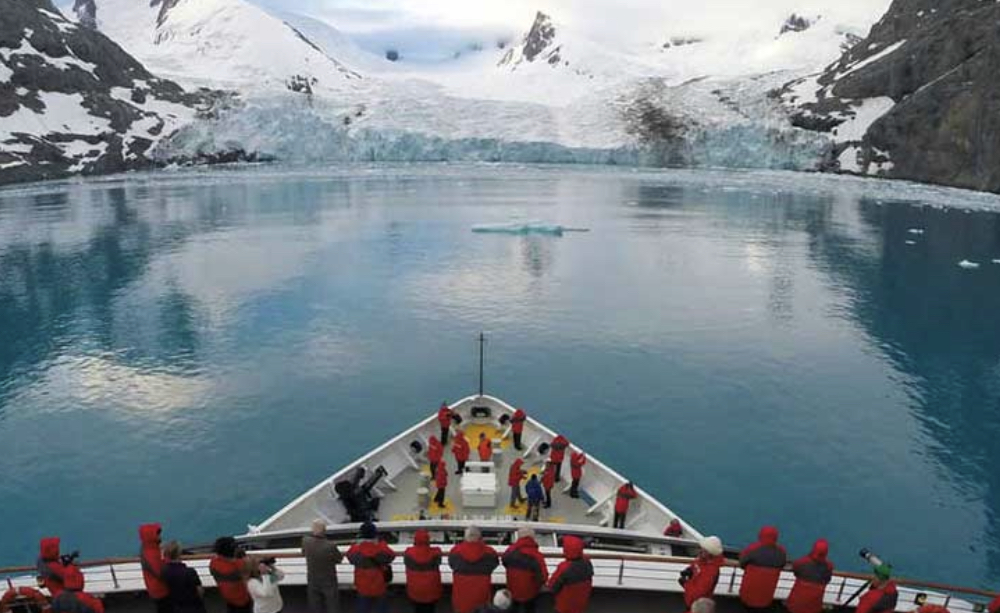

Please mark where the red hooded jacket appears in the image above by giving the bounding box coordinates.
[989,596,1000,613]
[511,409,527,434]
[614,484,637,514]
[448,540,499,613]
[570,453,586,481]
[52,567,104,613]
[428,436,444,464]
[435,461,449,490]
[403,531,442,604]
[478,437,493,462]
[548,536,592,613]
[739,526,788,608]
[786,539,834,613]
[682,553,725,606]
[542,464,556,491]
[856,581,899,613]
[138,524,169,600]
[502,536,549,603]
[550,435,569,463]
[37,537,65,596]
[452,433,471,463]
[209,555,250,607]
[346,540,396,598]
[437,405,452,429]
[508,458,526,488]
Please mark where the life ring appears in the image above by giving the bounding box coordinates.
[0,587,50,613]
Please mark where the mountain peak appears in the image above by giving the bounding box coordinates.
[498,10,562,70]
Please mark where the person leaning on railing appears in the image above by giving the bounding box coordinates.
[785,539,834,613]
[247,556,285,613]
[138,524,170,613]
[346,521,396,613]
[855,564,898,613]
[161,542,207,613]
[679,536,725,608]
[301,520,343,613]
[50,566,103,613]
[990,593,1000,613]
[210,537,252,613]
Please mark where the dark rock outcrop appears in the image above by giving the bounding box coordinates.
[779,14,813,35]
[781,0,1000,192]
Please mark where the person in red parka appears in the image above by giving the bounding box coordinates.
[681,536,725,607]
[448,526,499,613]
[542,462,557,509]
[664,519,683,537]
[855,565,898,613]
[478,433,493,463]
[434,460,449,508]
[437,403,453,445]
[209,537,251,613]
[37,537,66,597]
[569,452,586,499]
[613,482,637,529]
[346,522,396,612]
[511,408,527,450]
[51,566,103,613]
[989,595,1000,613]
[739,526,788,610]
[404,529,442,613]
[549,435,569,481]
[548,536,592,613]
[452,431,471,474]
[785,539,834,613]
[139,524,170,613]
[502,527,548,613]
[428,435,444,479]
[508,458,527,509]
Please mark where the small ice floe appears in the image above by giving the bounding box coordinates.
[992,259,1000,265]
[905,240,917,246]
[472,222,590,237]
[907,228,925,235]
[958,260,980,269]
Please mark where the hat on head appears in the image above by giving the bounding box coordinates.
[360,521,377,540]
[874,563,893,581]
[700,536,723,556]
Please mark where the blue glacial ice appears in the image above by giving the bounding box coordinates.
[471,222,590,236]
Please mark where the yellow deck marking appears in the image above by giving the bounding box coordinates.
[391,514,420,522]
[426,498,456,516]
[461,424,511,451]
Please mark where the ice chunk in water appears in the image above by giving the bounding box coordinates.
[958,260,980,269]
[908,228,925,235]
[905,240,916,246]
[992,259,1000,265]
[472,222,590,237]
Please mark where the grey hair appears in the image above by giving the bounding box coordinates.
[465,526,482,542]
[692,599,716,613]
[311,520,326,536]
[493,589,512,610]
[516,527,535,541]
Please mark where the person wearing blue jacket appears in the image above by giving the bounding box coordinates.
[525,474,543,521]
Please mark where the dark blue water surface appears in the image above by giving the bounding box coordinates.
[2,165,1000,588]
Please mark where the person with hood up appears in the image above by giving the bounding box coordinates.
[785,539,834,613]
[569,452,586,499]
[478,433,493,464]
[524,475,543,522]
[548,536,593,613]
[434,460,449,508]
[549,435,569,482]
[541,463,556,509]
[508,458,526,509]
[452,431,471,475]
[403,530,442,613]
[855,564,898,613]
[37,537,67,596]
[501,527,548,613]
[161,541,206,613]
[613,482,637,529]
[664,519,683,538]
[139,524,170,613]
[448,526,499,613]
[738,526,788,610]
[427,436,444,479]
[51,566,103,613]
[210,537,251,613]
[346,522,395,613]
[437,403,453,445]
[473,590,513,613]
[680,536,725,607]
[301,520,343,613]
[510,408,527,450]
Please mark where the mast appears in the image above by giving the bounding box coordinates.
[478,331,486,397]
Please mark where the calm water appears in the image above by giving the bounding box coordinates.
[2,165,1000,588]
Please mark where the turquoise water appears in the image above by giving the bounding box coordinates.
[2,165,1000,589]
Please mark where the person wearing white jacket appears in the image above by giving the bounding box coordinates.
[247,558,286,613]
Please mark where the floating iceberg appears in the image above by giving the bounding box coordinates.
[993,259,1000,265]
[905,240,916,245]
[908,228,925,235]
[958,260,980,269]
[472,222,590,237]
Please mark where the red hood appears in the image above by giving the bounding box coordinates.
[429,437,441,450]
[40,537,60,561]
[758,526,779,546]
[809,539,829,561]
[562,536,585,560]
[453,540,493,562]
[511,536,540,554]
[139,523,162,547]
[415,530,430,547]
[511,458,524,471]
[63,566,85,591]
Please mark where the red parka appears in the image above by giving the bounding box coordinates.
[550,435,569,463]
[739,526,788,608]
[428,436,444,464]
[682,553,725,606]
[542,463,556,491]
[435,461,449,489]
[478,437,493,462]
[511,409,527,434]
[404,530,442,604]
[989,595,1000,613]
[502,536,549,603]
[37,537,65,596]
[614,484,637,514]
[664,520,683,537]
[786,539,834,613]
[448,540,499,613]
[548,536,593,613]
[52,567,104,613]
[452,433,471,463]
[570,452,586,481]
[437,405,452,430]
[346,540,396,598]
[138,524,169,600]
[508,458,526,487]
[209,555,250,607]
[855,581,899,613]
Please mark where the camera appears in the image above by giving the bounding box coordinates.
[60,551,80,567]
[261,557,277,566]
[679,566,694,586]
